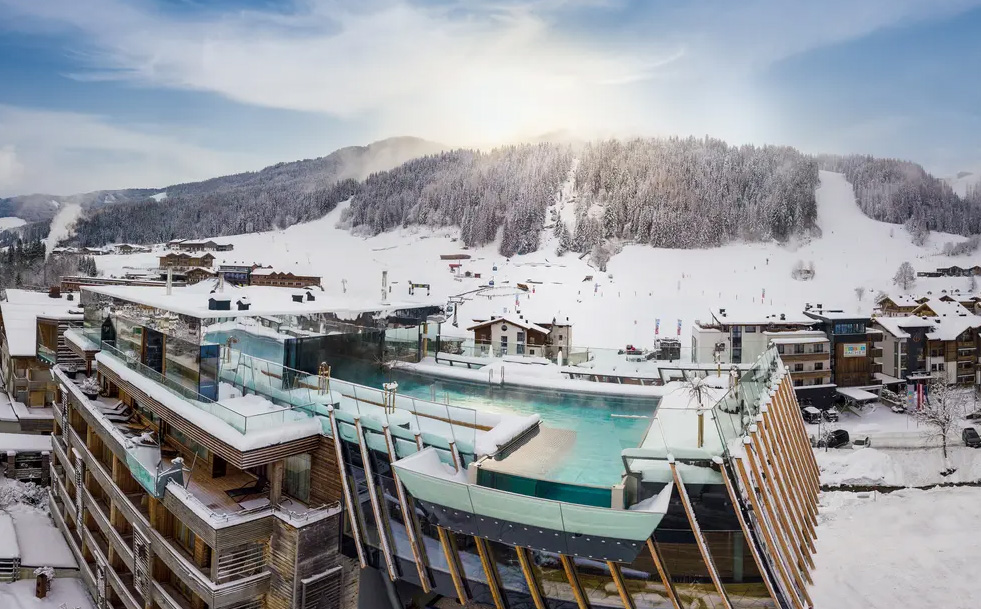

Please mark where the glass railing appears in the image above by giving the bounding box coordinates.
[99,341,314,436]
[395,453,664,542]
[710,346,781,455]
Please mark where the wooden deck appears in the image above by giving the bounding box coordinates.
[171,460,269,515]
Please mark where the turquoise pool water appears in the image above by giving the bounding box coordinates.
[338,364,655,487]
[206,329,656,486]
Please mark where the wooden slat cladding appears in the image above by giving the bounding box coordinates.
[309,436,345,507]
[266,517,299,609]
[266,511,353,609]
[99,364,320,469]
[215,517,275,551]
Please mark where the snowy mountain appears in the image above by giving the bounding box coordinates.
[93,170,979,352]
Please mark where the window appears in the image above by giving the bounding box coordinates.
[745,325,757,333]
[500,335,508,354]
[834,322,866,335]
[794,343,805,354]
[285,454,311,502]
[794,363,804,372]
[731,348,742,363]
[813,343,824,353]
[776,344,785,354]
[516,331,526,355]
[794,379,803,387]
[814,362,824,370]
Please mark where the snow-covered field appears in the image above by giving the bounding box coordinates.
[812,487,980,609]
[0,217,26,231]
[91,171,979,352]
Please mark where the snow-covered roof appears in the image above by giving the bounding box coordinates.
[0,290,83,357]
[876,294,922,307]
[710,307,814,326]
[0,432,51,452]
[803,308,868,321]
[467,315,550,335]
[768,335,830,345]
[837,387,878,403]
[873,315,935,339]
[250,268,319,278]
[83,282,441,320]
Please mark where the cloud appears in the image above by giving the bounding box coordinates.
[0,145,25,189]
[2,0,981,188]
[0,105,254,196]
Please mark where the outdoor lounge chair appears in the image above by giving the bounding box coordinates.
[225,475,269,499]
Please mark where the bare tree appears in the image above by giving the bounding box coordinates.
[916,377,967,473]
[854,286,866,301]
[893,261,916,292]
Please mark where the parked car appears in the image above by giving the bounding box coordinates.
[826,429,850,449]
[822,408,839,423]
[801,406,821,424]
[963,427,981,448]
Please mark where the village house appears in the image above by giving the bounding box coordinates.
[467,315,551,357]
[184,267,218,285]
[158,252,215,270]
[249,268,322,288]
[169,238,233,252]
[0,289,83,432]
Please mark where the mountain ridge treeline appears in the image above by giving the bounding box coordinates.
[24,136,981,254]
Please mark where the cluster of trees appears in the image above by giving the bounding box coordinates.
[571,138,820,249]
[343,138,820,255]
[65,137,443,247]
[68,179,360,246]
[942,235,981,257]
[0,237,95,288]
[340,145,571,256]
[819,155,981,237]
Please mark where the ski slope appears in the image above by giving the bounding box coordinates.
[94,171,979,351]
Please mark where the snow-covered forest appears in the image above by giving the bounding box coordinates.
[819,154,981,236]
[50,137,981,255]
[340,145,572,256]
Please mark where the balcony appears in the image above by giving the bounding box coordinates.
[777,351,829,362]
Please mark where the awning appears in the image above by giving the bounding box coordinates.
[837,387,878,403]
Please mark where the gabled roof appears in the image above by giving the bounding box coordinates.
[874,315,936,339]
[467,315,550,335]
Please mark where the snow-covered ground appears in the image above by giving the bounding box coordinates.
[91,171,978,352]
[0,578,94,609]
[811,487,980,609]
[0,217,26,231]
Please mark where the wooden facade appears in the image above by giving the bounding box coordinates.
[50,361,355,609]
[158,253,216,269]
[250,271,322,289]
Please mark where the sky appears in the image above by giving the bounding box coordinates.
[1,0,981,196]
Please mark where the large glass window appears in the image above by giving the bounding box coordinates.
[284,453,311,502]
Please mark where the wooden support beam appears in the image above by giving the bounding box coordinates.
[383,424,430,593]
[773,383,820,497]
[645,538,682,609]
[608,561,637,609]
[755,418,816,554]
[744,440,814,596]
[668,460,734,609]
[475,537,508,609]
[326,406,366,569]
[733,456,807,609]
[718,458,782,608]
[761,406,818,537]
[268,459,284,507]
[515,546,547,609]
[559,554,590,609]
[764,398,819,527]
[353,416,398,581]
[437,527,470,606]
